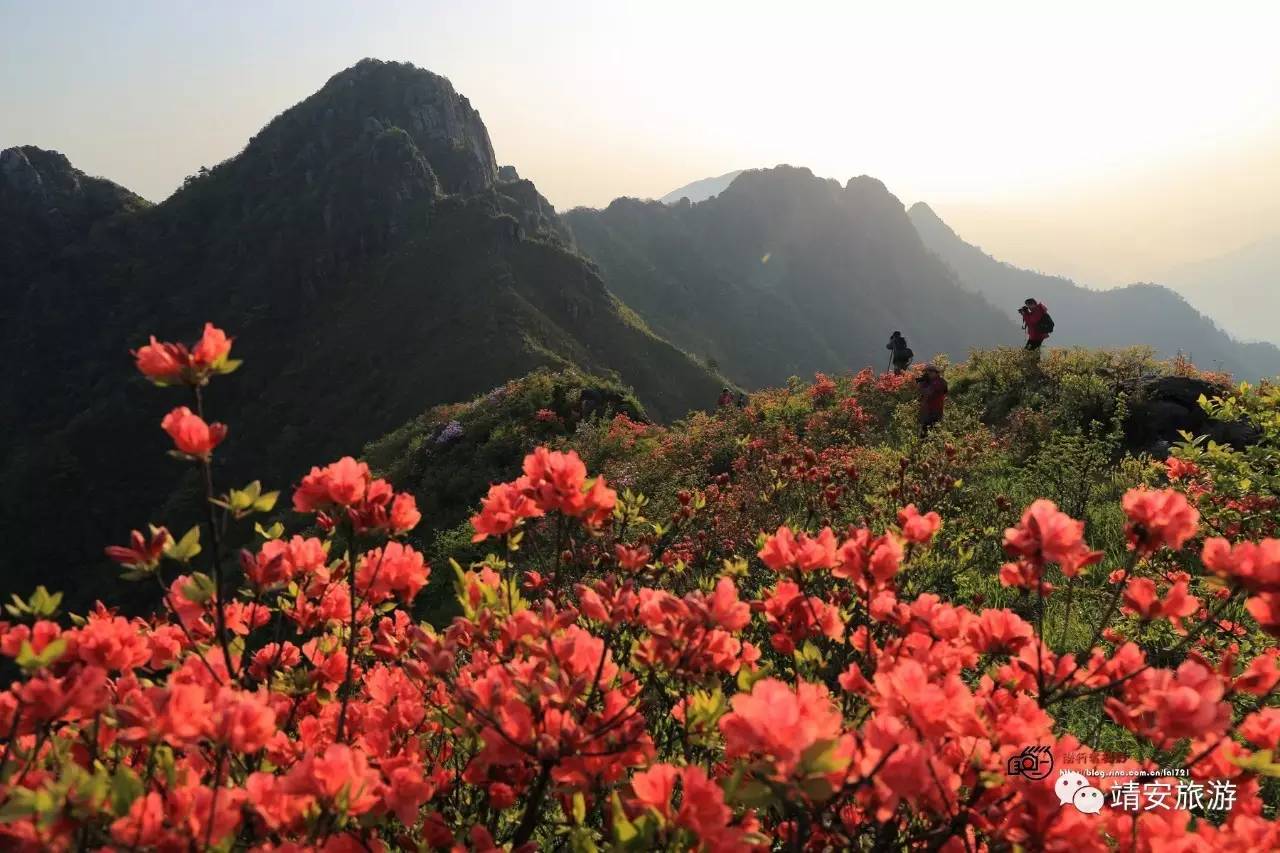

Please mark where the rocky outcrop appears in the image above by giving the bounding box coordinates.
[492,178,573,245]
[1123,376,1258,456]
[245,59,498,197]
[1,146,148,275]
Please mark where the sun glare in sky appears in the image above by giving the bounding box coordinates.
[3,0,1278,283]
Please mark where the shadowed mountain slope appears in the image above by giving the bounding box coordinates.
[566,167,1017,387]
[0,59,721,606]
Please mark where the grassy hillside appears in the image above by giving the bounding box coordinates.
[358,345,1241,630]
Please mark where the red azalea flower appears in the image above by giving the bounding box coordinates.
[1122,488,1199,554]
[161,406,227,458]
[1003,499,1102,576]
[897,504,941,544]
[759,526,838,573]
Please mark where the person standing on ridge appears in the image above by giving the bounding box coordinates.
[916,364,948,436]
[1018,298,1053,352]
[886,331,914,373]
[717,387,734,409]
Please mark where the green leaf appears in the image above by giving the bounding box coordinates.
[255,521,285,540]
[5,587,64,619]
[610,792,639,843]
[181,572,216,604]
[29,586,62,617]
[165,526,202,563]
[568,826,598,853]
[109,765,144,816]
[16,637,67,670]
[799,738,848,775]
[1233,749,1280,777]
[798,775,835,802]
[0,787,37,823]
[728,778,774,808]
[737,662,771,692]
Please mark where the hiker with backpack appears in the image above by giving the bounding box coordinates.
[886,331,914,373]
[1018,298,1053,351]
[717,387,734,409]
[916,364,948,436]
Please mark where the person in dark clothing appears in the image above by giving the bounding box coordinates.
[886,331,914,373]
[1018,298,1052,351]
[735,392,748,408]
[916,364,948,436]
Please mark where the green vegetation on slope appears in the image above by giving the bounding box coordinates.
[366,346,1240,636]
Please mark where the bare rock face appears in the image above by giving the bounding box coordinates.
[1123,375,1259,456]
[247,59,498,197]
[1,147,56,199]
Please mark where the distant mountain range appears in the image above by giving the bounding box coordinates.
[907,202,1280,379]
[1161,236,1280,346]
[567,167,1015,387]
[659,170,743,204]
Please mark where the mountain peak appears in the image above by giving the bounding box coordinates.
[1,146,148,268]
[907,201,961,243]
[845,174,889,194]
[1,145,145,209]
[659,170,744,205]
[244,59,498,196]
[907,201,945,227]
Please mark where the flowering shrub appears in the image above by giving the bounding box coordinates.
[1,325,1278,850]
[434,420,464,445]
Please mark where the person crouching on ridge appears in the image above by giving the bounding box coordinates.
[916,364,948,437]
[1018,298,1053,352]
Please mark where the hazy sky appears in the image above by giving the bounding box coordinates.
[3,1,1278,285]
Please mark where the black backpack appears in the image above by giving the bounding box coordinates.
[902,346,914,362]
[1036,313,1055,334]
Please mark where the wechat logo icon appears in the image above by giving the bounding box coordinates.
[1057,770,1105,815]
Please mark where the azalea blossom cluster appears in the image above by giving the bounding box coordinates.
[1,326,1279,851]
[133,322,238,388]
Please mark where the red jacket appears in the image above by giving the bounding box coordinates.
[919,376,948,418]
[1023,302,1050,342]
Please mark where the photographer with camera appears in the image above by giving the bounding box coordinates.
[916,364,948,437]
[1018,297,1054,352]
